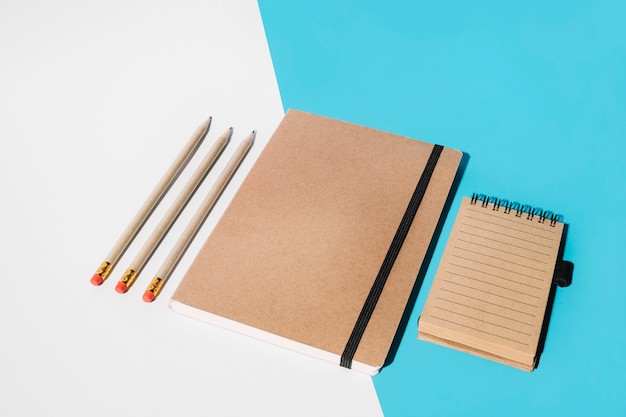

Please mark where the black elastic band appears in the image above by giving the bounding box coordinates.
[340,144,444,369]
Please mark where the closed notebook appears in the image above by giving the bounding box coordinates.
[418,194,572,371]
[171,109,462,375]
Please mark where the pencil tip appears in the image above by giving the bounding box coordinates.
[143,290,156,303]
[90,274,104,286]
[115,281,129,294]
[247,130,256,146]
[220,127,233,141]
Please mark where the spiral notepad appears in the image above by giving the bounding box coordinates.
[418,193,571,371]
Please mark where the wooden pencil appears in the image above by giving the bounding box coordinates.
[143,130,256,302]
[90,117,212,286]
[115,127,232,293]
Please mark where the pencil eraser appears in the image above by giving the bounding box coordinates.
[115,281,128,294]
[142,291,155,303]
[90,274,104,286]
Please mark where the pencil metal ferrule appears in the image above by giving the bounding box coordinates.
[146,277,165,298]
[95,261,113,281]
[120,268,138,288]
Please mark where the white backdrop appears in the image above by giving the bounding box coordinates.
[0,1,383,416]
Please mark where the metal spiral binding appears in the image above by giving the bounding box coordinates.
[470,193,562,226]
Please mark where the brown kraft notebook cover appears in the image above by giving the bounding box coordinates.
[171,109,462,374]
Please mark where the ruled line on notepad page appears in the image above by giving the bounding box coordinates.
[466,206,557,234]
[439,288,537,317]
[460,223,553,248]
[464,215,554,240]
[432,305,533,336]
[456,237,549,263]
[450,255,545,281]
[454,246,548,270]
[457,231,549,255]
[435,296,534,325]
[429,315,531,346]
[441,279,539,307]
[445,270,541,298]
[447,263,544,290]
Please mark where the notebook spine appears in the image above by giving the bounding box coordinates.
[470,193,563,227]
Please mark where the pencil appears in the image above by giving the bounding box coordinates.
[90,117,212,286]
[143,130,256,302]
[115,127,233,294]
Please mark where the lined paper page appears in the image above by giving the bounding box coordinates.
[419,196,563,370]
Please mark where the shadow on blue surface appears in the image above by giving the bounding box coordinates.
[384,152,469,368]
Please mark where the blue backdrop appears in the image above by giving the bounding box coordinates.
[259,1,625,415]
